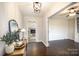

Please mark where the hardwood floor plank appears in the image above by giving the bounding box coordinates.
[26,39,79,56]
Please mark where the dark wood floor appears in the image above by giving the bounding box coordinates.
[26,39,79,56]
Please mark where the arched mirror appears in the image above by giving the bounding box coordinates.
[8,19,20,41]
[9,20,19,32]
[8,20,24,46]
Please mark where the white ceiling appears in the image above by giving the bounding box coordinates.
[17,2,71,17]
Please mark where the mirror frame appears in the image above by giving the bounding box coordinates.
[8,19,19,33]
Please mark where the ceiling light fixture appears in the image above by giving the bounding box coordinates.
[33,2,41,13]
[68,9,76,16]
[67,6,79,17]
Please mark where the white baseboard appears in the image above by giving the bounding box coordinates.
[74,40,79,43]
[68,39,74,40]
[41,40,49,47]
[35,39,42,42]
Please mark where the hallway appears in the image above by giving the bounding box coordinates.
[0,2,79,56]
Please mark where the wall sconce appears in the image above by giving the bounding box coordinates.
[33,2,41,13]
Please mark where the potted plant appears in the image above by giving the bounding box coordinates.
[1,31,20,54]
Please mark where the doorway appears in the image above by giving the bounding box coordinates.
[48,15,75,41]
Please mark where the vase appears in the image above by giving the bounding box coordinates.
[16,41,23,47]
[5,44,14,54]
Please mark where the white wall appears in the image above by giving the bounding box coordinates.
[0,2,22,37]
[75,14,79,42]
[41,16,49,47]
[5,2,22,28]
[49,15,75,41]
[0,3,7,37]
[67,16,75,40]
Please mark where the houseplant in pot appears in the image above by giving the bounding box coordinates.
[1,31,20,54]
